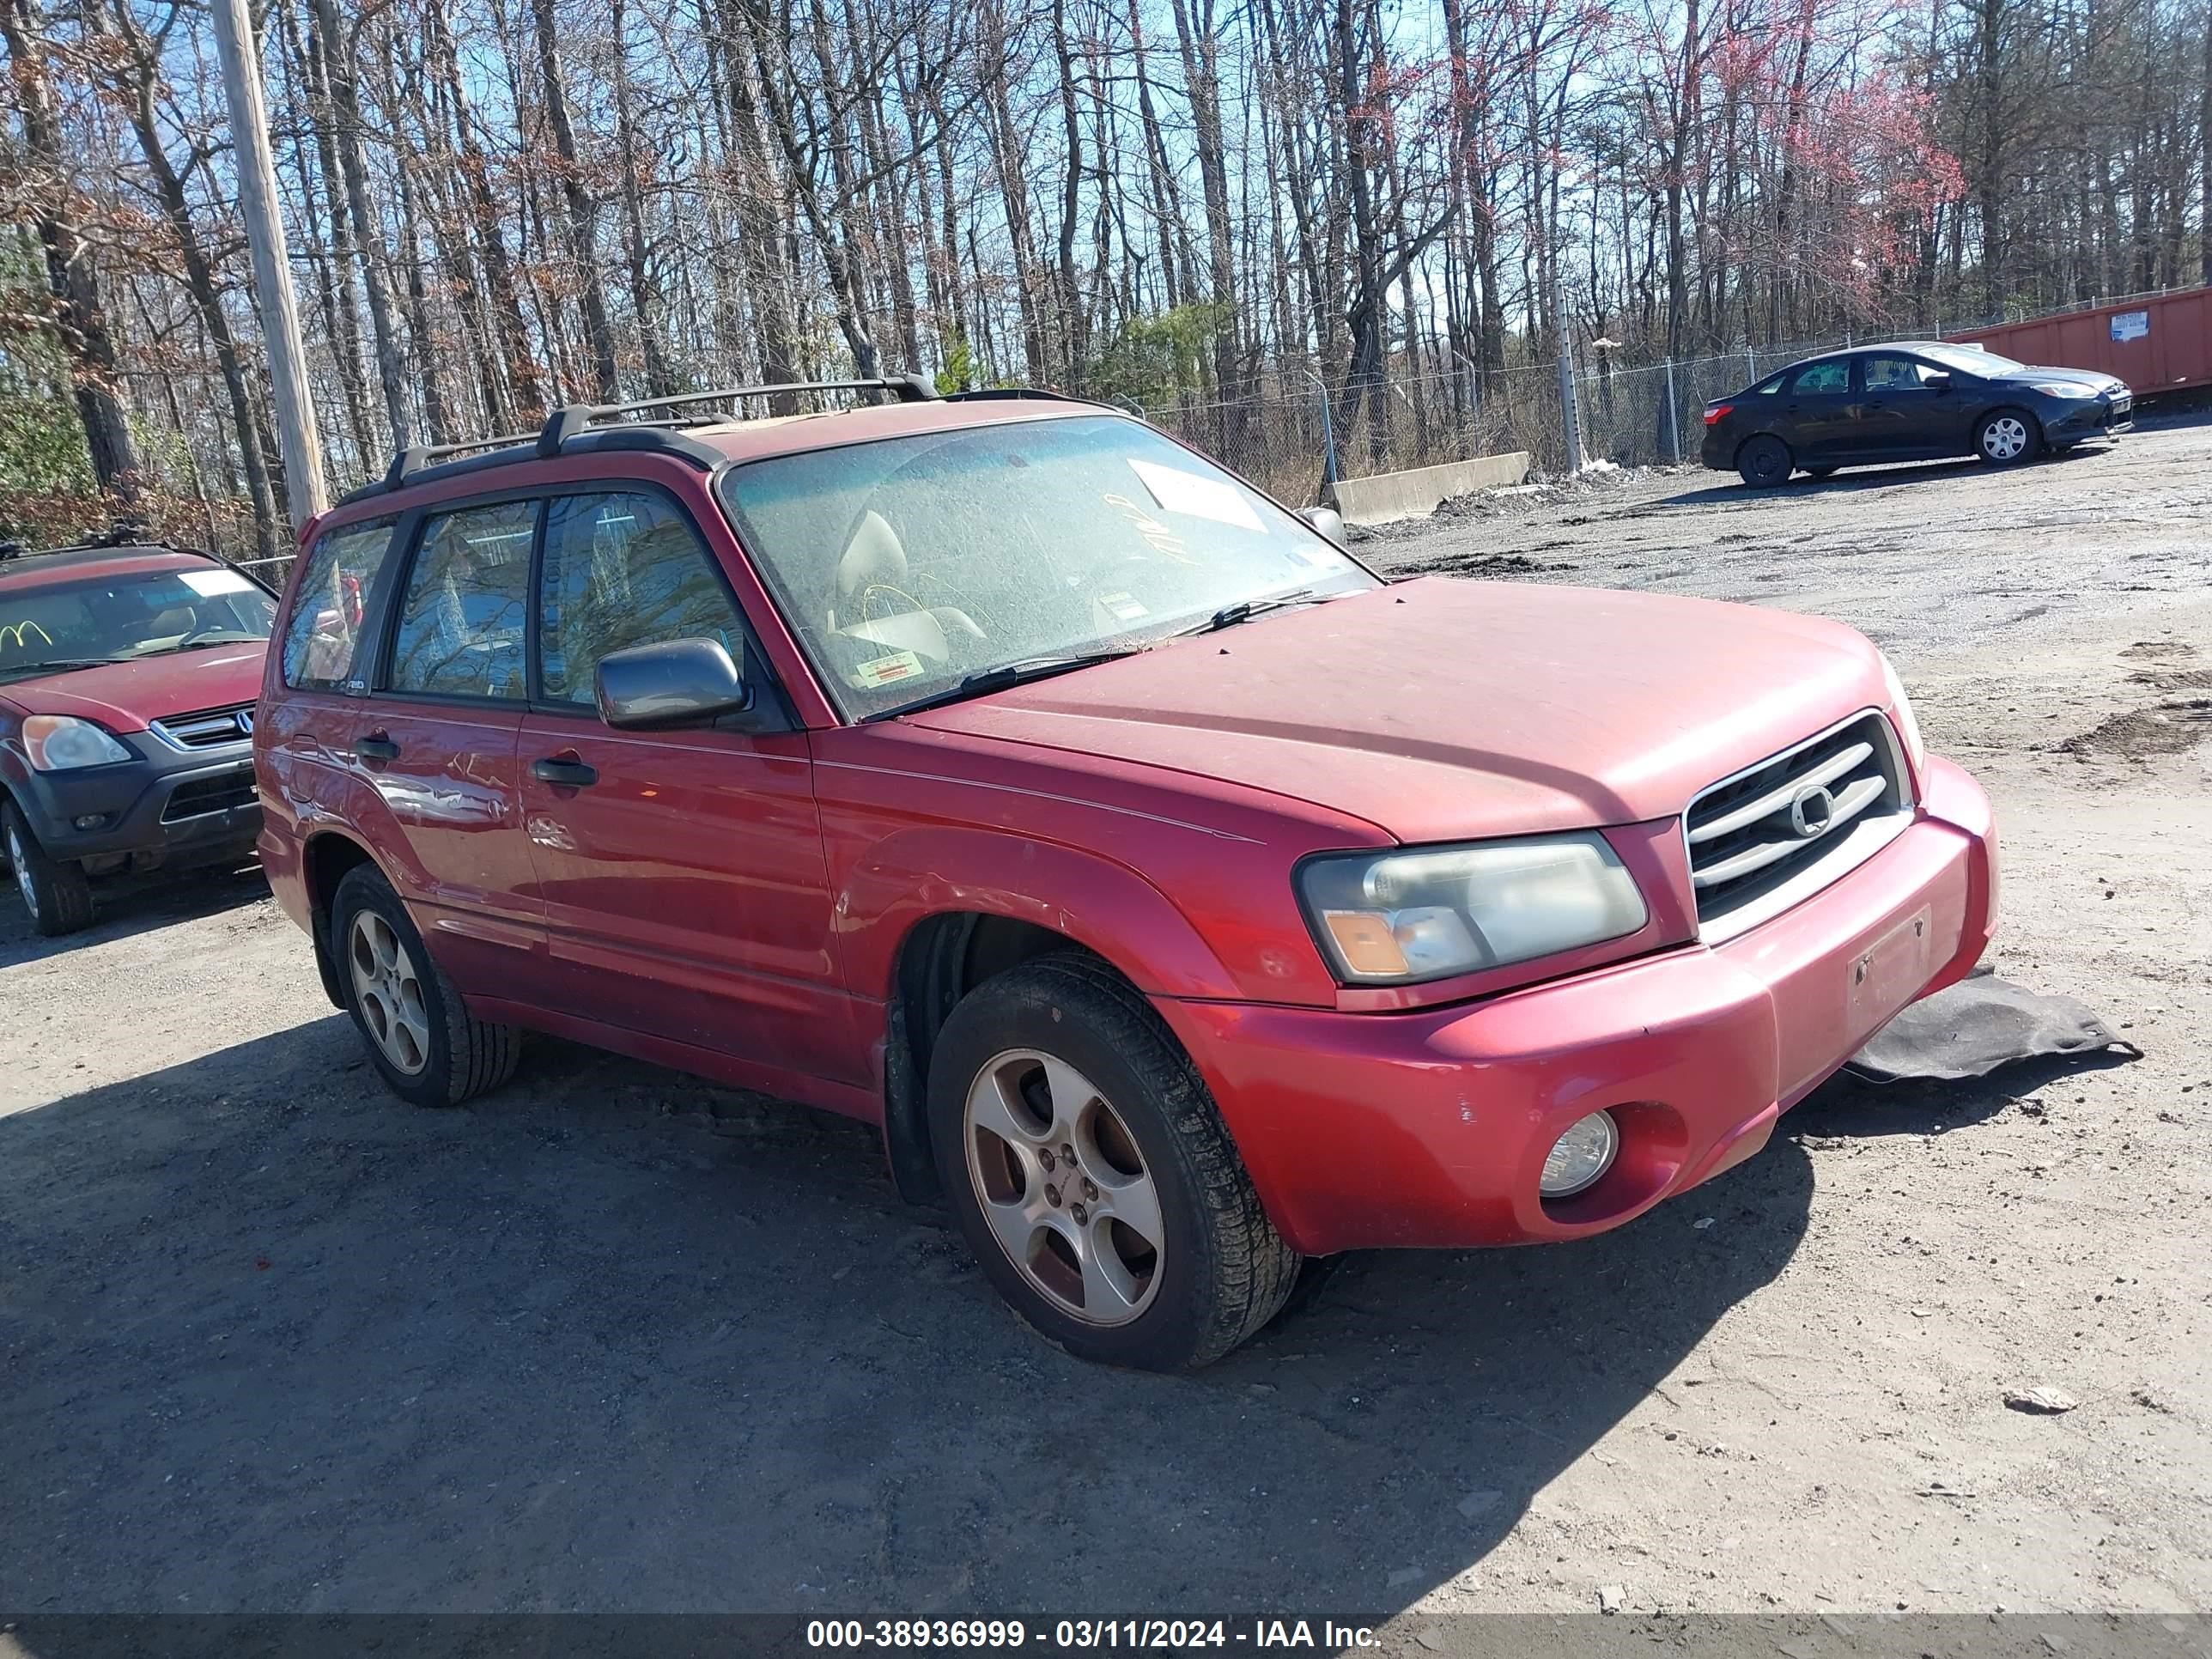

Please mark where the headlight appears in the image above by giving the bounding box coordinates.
[22,714,133,771]
[1299,832,1649,985]
[1877,651,1927,776]
[2031,382,2089,398]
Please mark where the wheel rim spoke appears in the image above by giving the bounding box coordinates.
[1094,1165,1164,1253]
[1036,1054,1097,1138]
[969,1064,1049,1148]
[1079,1219,1146,1320]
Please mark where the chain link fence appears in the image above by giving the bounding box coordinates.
[1134,319,2068,500]
[21,307,2117,557]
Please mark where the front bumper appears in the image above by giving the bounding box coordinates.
[1156,757,1996,1256]
[2045,392,2133,441]
[7,734,262,870]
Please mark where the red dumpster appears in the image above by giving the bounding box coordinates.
[1952,285,2212,397]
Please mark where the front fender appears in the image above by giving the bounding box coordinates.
[835,825,1247,1003]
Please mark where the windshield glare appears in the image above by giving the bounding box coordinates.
[0,566,275,683]
[717,415,1376,716]
[1921,343,2026,376]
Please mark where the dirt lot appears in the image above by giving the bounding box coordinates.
[3,423,2209,1628]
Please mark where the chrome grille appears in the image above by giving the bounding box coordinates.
[149,703,254,750]
[1686,713,1909,926]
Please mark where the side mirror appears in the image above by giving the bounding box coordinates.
[1299,505,1347,548]
[1924,372,1954,392]
[595,637,751,730]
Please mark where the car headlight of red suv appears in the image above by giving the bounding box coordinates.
[22,714,133,772]
[1877,651,1927,781]
[1298,832,1650,986]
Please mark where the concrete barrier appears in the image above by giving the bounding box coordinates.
[1324,451,1531,526]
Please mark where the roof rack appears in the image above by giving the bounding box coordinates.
[342,373,939,507]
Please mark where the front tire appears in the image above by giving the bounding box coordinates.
[927,952,1300,1370]
[331,864,520,1107]
[1736,434,1793,488]
[3,802,94,938]
[1976,408,2041,465]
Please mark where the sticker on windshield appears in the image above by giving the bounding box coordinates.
[1098,590,1150,623]
[180,568,255,597]
[850,649,926,690]
[1127,459,1265,532]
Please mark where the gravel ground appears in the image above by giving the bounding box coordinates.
[3,424,2209,1631]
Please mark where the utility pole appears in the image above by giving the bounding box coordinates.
[1553,281,1584,475]
[209,0,327,532]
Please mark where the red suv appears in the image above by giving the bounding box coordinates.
[2,535,273,935]
[256,380,1997,1370]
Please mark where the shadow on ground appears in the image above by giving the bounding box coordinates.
[0,860,268,970]
[0,1018,1823,1617]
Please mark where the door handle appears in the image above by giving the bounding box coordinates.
[354,732,399,762]
[531,754,599,788]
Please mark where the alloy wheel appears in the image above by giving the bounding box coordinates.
[348,909,431,1075]
[8,823,36,920]
[963,1048,1165,1326]
[1983,416,2030,461]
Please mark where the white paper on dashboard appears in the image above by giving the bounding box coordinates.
[179,568,255,596]
[1127,459,1265,532]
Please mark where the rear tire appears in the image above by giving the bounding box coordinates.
[1975,408,2041,465]
[331,864,520,1108]
[1735,434,1792,488]
[3,802,94,938]
[927,951,1300,1370]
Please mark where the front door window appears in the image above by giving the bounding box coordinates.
[386,501,536,701]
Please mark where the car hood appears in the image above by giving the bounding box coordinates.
[0,642,266,732]
[908,579,1892,843]
[2009,365,2127,393]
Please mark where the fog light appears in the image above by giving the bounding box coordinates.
[73,813,107,830]
[1540,1109,1620,1198]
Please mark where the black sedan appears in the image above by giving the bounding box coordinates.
[1699,342,2132,487]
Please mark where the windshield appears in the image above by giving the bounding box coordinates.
[0,565,275,684]
[716,414,1376,717]
[1919,343,2027,376]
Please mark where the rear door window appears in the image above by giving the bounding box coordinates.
[282,520,397,690]
[1789,361,1850,395]
[384,500,537,701]
[536,492,754,705]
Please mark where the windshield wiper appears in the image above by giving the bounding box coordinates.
[0,654,139,679]
[1183,588,1325,635]
[877,647,1148,720]
[167,634,267,651]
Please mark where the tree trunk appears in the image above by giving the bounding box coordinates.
[1167,0,1243,441]
[105,1,276,555]
[2,0,141,499]
[528,0,622,401]
[608,0,675,396]
[306,0,413,447]
[430,0,546,420]
[1050,0,1086,379]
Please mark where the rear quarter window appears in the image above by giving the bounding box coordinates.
[282,520,398,690]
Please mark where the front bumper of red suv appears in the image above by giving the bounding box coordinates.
[1154,757,1996,1256]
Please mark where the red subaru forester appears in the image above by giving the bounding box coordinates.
[255,380,1996,1370]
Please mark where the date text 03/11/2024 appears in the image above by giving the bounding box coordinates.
[805,1620,1379,1649]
